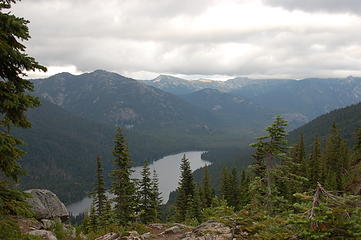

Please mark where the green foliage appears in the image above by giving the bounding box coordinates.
[0,1,46,239]
[110,128,136,226]
[138,160,156,224]
[0,0,46,229]
[249,115,291,213]
[200,165,212,208]
[201,197,234,222]
[0,217,41,240]
[93,156,107,220]
[175,154,195,222]
[151,169,162,221]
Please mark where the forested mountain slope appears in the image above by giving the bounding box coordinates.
[288,101,361,146]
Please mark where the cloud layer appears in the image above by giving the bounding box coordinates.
[13,0,361,79]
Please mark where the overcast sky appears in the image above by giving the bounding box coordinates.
[12,0,361,80]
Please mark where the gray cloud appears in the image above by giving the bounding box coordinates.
[11,0,361,79]
[262,0,361,15]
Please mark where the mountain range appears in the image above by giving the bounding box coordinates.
[16,70,361,204]
[144,75,361,122]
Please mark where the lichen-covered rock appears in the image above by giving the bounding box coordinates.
[127,231,143,240]
[95,232,121,240]
[161,225,182,235]
[25,189,69,221]
[41,219,55,230]
[182,220,232,240]
[28,230,57,240]
[141,232,151,239]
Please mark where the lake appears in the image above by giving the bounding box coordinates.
[66,151,210,216]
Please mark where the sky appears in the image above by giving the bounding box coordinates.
[12,0,361,80]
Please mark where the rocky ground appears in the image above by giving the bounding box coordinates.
[20,189,242,240]
[95,221,235,240]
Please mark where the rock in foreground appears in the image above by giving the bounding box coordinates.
[25,189,69,221]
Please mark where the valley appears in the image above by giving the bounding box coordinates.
[14,70,361,207]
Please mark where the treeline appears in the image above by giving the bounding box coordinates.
[169,116,361,239]
[80,128,162,237]
[81,116,361,239]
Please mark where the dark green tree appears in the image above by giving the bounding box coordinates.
[290,134,306,176]
[308,136,322,187]
[139,160,154,224]
[93,155,107,224]
[322,122,349,191]
[201,165,212,208]
[187,185,202,224]
[228,168,240,209]
[109,128,135,226]
[175,154,195,222]
[0,0,46,218]
[220,167,230,201]
[250,115,289,212]
[239,170,250,207]
[151,169,162,222]
[87,199,98,233]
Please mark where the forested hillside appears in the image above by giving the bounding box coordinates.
[288,102,361,147]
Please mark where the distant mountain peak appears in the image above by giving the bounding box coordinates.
[153,74,187,82]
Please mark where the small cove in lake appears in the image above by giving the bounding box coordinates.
[66,151,210,216]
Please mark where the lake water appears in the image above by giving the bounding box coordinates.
[67,151,210,216]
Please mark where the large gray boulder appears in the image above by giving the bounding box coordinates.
[25,189,69,221]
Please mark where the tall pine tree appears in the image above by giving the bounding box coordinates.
[250,115,290,212]
[93,155,107,224]
[322,122,349,191]
[201,165,212,208]
[308,136,321,187]
[175,154,195,222]
[139,160,154,224]
[0,0,46,219]
[151,169,162,222]
[110,128,135,226]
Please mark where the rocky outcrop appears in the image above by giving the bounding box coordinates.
[95,221,232,240]
[161,226,182,235]
[28,230,57,240]
[182,220,232,240]
[25,189,69,221]
[95,231,143,240]
[95,232,121,240]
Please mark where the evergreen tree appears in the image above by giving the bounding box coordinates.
[201,165,212,208]
[93,155,107,223]
[250,115,289,212]
[239,170,250,207]
[322,122,349,191]
[87,199,98,233]
[102,198,113,226]
[151,169,162,222]
[220,167,230,201]
[0,0,46,218]
[228,168,240,209]
[110,128,135,226]
[347,127,361,194]
[188,185,202,223]
[290,134,306,176]
[139,160,154,224]
[175,154,195,222]
[308,136,322,187]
